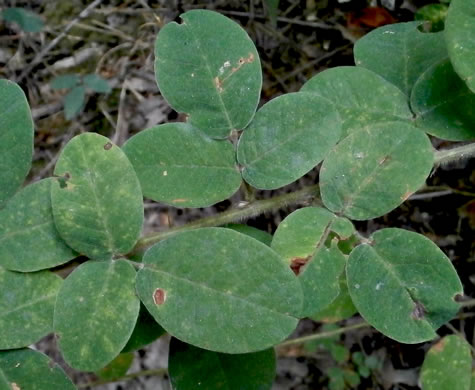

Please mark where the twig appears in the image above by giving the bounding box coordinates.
[434,142,475,166]
[17,0,104,83]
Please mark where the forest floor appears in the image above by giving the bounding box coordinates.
[1,0,474,389]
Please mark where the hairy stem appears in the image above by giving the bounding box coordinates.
[277,321,370,348]
[77,368,167,389]
[132,184,320,253]
[434,142,475,165]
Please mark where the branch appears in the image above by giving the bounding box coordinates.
[434,142,475,166]
[132,184,320,253]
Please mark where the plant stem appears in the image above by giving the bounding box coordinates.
[277,321,370,348]
[132,184,320,253]
[434,142,475,165]
[77,368,167,389]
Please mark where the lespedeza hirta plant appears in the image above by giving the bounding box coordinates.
[1,1,475,388]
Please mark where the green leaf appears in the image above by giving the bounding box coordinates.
[51,133,143,260]
[96,352,134,380]
[154,10,262,139]
[54,260,140,371]
[271,207,353,317]
[168,338,276,390]
[0,80,33,209]
[354,22,447,96]
[83,74,111,94]
[301,67,412,139]
[50,74,80,90]
[445,0,475,93]
[347,228,463,344]
[0,269,62,350]
[415,4,449,32]
[320,121,434,220]
[421,335,472,390]
[237,93,341,190]
[64,86,86,120]
[136,228,303,353]
[311,274,357,323]
[223,224,272,246]
[123,123,241,208]
[0,179,77,272]
[0,349,75,390]
[411,58,475,140]
[1,8,44,33]
[122,304,166,353]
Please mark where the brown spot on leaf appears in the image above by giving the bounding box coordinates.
[378,155,391,165]
[290,256,311,275]
[213,76,223,93]
[172,198,188,203]
[432,338,446,352]
[104,142,113,150]
[411,301,426,320]
[401,191,414,201]
[11,383,20,390]
[153,288,166,305]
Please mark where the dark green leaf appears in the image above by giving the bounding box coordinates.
[0,179,77,272]
[223,224,272,246]
[0,269,62,349]
[301,66,412,139]
[168,338,276,390]
[421,335,472,390]
[238,93,341,190]
[1,8,44,32]
[320,121,434,220]
[50,75,80,90]
[354,22,447,95]
[0,349,75,390]
[155,10,262,139]
[122,304,166,353]
[54,260,140,371]
[51,133,143,260]
[271,207,353,317]
[347,228,463,343]
[83,74,111,93]
[0,80,33,209]
[64,86,85,120]
[411,58,475,140]
[96,353,134,380]
[136,228,303,353]
[445,0,475,93]
[123,123,241,208]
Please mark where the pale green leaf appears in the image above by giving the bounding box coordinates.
[223,224,272,246]
[122,304,166,353]
[301,67,412,138]
[354,22,447,95]
[411,58,475,140]
[0,349,75,390]
[421,335,472,390]
[415,4,448,32]
[155,10,262,139]
[0,179,77,272]
[83,74,111,93]
[311,274,357,323]
[320,121,434,220]
[51,133,143,260]
[96,353,134,380]
[347,228,463,343]
[54,260,140,371]
[136,228,303,353]
[271,207,352,317]
[168,338,276,390]
[123,123,241,208]
[237,93,341,190]
[0,80,33,208]
[50,74,80,90]
[1,8,44,32]
[0,268,62,350]
[445,0,475,93]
